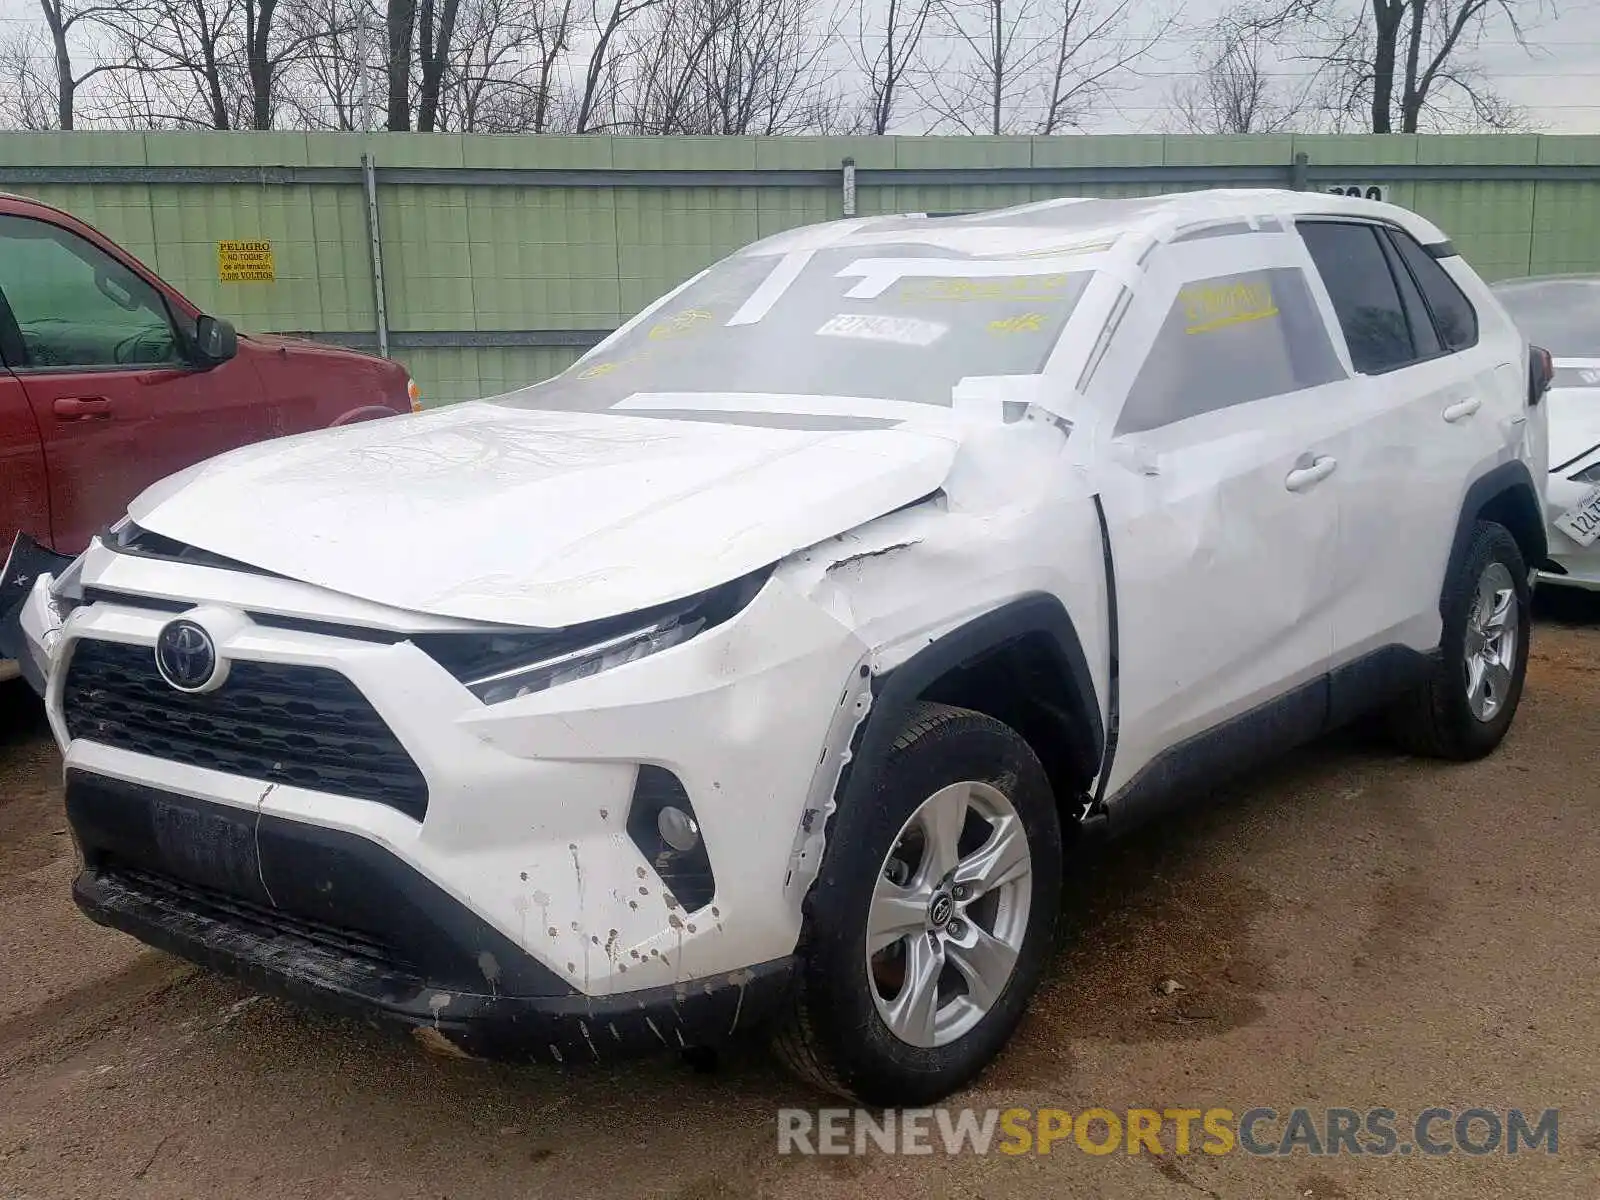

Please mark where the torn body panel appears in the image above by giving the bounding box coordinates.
[0,533,74,695]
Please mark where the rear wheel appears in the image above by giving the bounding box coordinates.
[1388,521,1530,760]
[773,702,1061,1105]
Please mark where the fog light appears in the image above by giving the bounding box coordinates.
[658,805,700,852]
[626,766,715,911]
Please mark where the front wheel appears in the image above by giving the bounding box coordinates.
[1388,520,1531,760]
[773,703,1062,1105]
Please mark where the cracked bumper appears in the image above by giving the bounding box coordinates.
[41,540,868,997]
[67,770,796,1060]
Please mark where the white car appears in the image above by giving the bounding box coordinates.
[1491,275,1600,589]
[5,190,1548,1106]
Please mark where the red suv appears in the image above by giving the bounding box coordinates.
[1,191,415,574]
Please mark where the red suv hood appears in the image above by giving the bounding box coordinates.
[237,332,412,421]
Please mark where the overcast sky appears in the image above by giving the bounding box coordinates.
[1083,0,1600,134]
[0,0,1594,133]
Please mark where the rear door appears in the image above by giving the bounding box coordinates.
[0,212,267,553]
[1090,231,1351,803]
[1298,220,1519,712]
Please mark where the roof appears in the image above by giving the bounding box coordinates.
[742,188,1452,268]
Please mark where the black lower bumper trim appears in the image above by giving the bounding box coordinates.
[65,770,795,1061]
[75,868,794,1060]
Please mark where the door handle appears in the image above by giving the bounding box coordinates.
[52,396,113,420]
[1285,455,1337,492]
[1442,396,1482,423]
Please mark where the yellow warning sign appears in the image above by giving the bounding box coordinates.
[218,240,275,283]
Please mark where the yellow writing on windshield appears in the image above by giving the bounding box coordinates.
[648,309,713,340]
[902,275,1070,303]
[988,312,1045,334]
[1181,281,1279,334]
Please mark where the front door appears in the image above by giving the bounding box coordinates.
[0,213,266,553]
[1087,233,1352,805]
[1,371,48,554]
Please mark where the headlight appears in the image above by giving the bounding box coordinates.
[407,378,423,413]
[414,568,771,705]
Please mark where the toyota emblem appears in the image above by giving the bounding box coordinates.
[154,619,223,693]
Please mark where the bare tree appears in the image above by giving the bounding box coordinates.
[849,0,936,134]
[431,0,573,130]
[922,0,1034,134]
[1037,0,1167,132]
[96,0,242,128]
[921,0,1166,135]
[1265,0,1543,132]
[280,0,383,129]
[614,0,837,134]
[0,26,70,128]
[1170,18,1307,133]
[619,0,733,133]
[413,0,462,128]
[93,0,320,128]
[527,0,576,129]
[384,0,414,126]
[573,0,664,131]
[16,0,129,128]
[698,0,839,133]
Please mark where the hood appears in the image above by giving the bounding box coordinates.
[128,402,959,627]
[243,334,366,356]
[1548,378,1600,474]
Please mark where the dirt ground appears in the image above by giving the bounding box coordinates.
[2,599,1598,1200]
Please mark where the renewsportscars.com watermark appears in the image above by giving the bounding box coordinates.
[777,1107,1560,1157]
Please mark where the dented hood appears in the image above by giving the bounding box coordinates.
[128,401,959,627]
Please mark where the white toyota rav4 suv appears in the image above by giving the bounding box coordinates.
[5,190,1550,1105]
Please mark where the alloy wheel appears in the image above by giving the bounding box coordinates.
[1464,560,1518,723]
[865,781,1033,1048]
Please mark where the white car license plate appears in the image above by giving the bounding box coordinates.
[1554,484,1600,548]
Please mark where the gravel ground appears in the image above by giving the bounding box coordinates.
[1,598,1598,1199]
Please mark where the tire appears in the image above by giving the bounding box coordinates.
[1388,520,1530,760]
[773,702,1062,1106]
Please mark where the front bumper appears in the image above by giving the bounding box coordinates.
[38,537,866,1013]
[71,771,795,1059]
[0,533,74,693]
[1541,476,1600,591]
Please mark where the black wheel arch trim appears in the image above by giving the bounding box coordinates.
[835,593,1104,821]
[1446,460,1548,594]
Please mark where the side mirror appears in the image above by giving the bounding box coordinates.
[194,315,238,366]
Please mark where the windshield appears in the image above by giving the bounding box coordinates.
[497,237,1093,417]
[1493,278,1600,359]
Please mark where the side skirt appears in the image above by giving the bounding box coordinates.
[1104,643,1434,839]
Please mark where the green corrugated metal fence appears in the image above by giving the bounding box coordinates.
[2,131,1598,403]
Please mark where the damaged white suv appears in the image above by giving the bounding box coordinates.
[6,191,1549,1105]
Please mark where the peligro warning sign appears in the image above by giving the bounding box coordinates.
[218,240,275,283]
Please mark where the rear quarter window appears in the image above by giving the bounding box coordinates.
[1389,231,1479,351]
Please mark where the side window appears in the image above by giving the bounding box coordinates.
[1299,221,1416,374]
[1388,230,1479,351]
[0,215,181,370]
[1117,268,1344,435]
